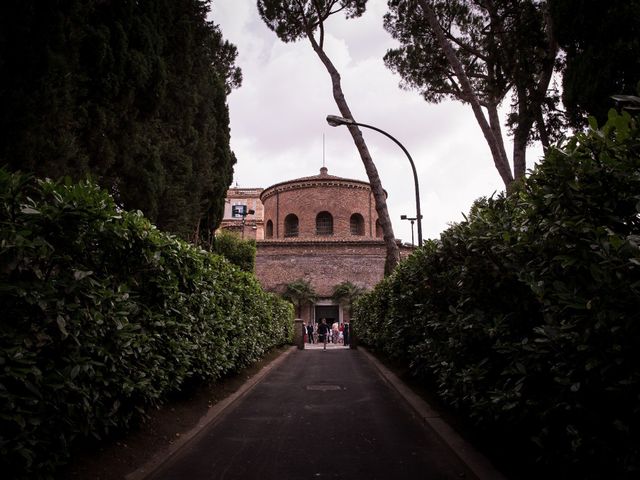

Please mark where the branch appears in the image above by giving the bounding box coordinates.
[534,2,559,100]
[443,29,488,61]
[309,0,343,49]
[416,0,514,188]
[532,3,558,155]
[298,0,324,49]
[328,0,346,18]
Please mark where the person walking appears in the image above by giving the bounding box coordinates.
[317,318,330,350]
[307,322,315,344]
[343,321,350,347]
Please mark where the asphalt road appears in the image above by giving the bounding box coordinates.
[149,346,477,480]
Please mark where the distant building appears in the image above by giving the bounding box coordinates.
[218,187,264,240]
[220,167,412,325]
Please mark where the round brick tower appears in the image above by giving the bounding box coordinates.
[260,167,383,240]
[255,167,403,327]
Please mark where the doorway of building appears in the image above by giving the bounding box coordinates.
[315,305,339,325]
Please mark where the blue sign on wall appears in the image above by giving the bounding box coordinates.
[232,204,247,218]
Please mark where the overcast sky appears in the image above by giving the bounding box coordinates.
[211,0,544,243]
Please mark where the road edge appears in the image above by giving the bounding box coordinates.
[125,345,297,480]
[359,347,508,480]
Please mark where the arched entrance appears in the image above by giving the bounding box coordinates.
[315,305,339,325]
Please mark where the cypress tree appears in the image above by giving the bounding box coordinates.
[0,0,241,241]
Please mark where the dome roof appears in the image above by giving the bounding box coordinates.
[288,166,344,182]
[260,167,381,202]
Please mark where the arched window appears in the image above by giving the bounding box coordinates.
[316,211,333,236]
[284,214,299,237]
[265,220,273,238]
[350,213,365,236]
[375,219,383,238]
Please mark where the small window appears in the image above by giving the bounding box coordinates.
[316,211,333,236]
[375,219,383,238]
[284,214,299,237]
[266,220,273,238]
[350,213,365,236]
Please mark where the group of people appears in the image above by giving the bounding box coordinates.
[305,319,350,350]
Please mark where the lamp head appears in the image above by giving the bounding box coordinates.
[326,114,353,127]
[400,215,407,220]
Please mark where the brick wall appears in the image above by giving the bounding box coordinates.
[260,168,381,240]
[256,240,387,297]
[256,240,387,323]
[219,188,264,239]
[241,168,415,324]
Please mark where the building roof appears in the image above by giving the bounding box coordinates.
[260,167,384,202]
[287,167,346,183]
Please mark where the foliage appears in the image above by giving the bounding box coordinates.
[257,0,366,43]
[212,230,257,273]
[384,0,559,186]
[331,281,365,315]
[550,0,640,128]
[282,279,317,318]
[0,0,241,241]
[0,171,293,478]
[353,110,640,478]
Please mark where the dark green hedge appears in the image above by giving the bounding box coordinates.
[354,110,640,479]
[0,171,293,478]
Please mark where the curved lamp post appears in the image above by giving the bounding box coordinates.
[326,115,423,246]
[400,214,417,247]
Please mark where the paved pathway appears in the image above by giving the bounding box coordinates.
[149,347,478,480]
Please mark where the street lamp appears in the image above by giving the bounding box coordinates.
[241,209,255,239]
[326,115,423,246]
[400,215,417,247]
[232,205,255,239]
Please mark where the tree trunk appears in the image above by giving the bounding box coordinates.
[417,0,514,190]
[512,129,528,181]
[532,3,558,157]
[306,31,400,274]
[487,102,510,173]
[536,107,551,153]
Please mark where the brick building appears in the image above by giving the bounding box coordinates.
[219,187,264,240]
[255,166,411,326]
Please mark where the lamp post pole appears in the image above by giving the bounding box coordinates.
[400,215,417,247]
[239,208,255,240]
[326,115,423,246]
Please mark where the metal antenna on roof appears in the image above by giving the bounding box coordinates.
[322,133,326,168]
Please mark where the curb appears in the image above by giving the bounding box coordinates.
[359,347,508,480]
[125,345,297,480]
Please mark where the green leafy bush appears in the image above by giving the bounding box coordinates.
[0,171,293,478]
[354,110,640,478]
[212,229,257,273]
